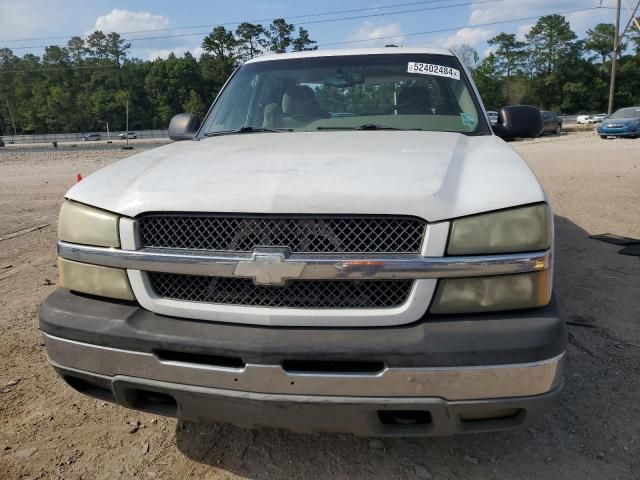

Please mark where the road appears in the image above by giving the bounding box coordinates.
[0,132,639,479]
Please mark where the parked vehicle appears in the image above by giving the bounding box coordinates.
[487,110,499,124]
[82,133,102,141]
[592,113,607,123]
[597,107,640,138]
[41,48,564,437]
[118,132,137,139]
[541,111,562,135]
[576,115,594,124]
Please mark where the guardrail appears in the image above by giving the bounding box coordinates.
[0,130,169,145]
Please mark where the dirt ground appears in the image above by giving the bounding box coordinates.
[1,132,639,480]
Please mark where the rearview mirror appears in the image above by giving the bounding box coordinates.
[492,105,543,140]
[324,68,365,87]
[168,113,201,141]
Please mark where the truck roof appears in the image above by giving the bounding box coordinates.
[245,47,454,64]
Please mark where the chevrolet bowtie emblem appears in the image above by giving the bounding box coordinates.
[233,249,305,285]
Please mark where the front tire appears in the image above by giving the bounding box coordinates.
[600,135,608,139]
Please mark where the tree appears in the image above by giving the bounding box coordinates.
[268,19,295,53]
[66,36,87,63]
[0,48,17,65]
[105,32,131,67]
[487,33,526,77]
[46,85,73,132]
[145,59,173,127]
[201,26,237,61]
[291,27,317,51]
[450,44,479,72]
[472,53,506,109]
[4,15,640,134]
[86,31,109,60]
[42,46,70,66]
[201,26,238,99]
[630,28,640,54]
[585,23,623,64]
[235,23,268,61]
[485,33,527,103]
[144,52,204,127]
[617,53,640,106]
[183,90,205,117]
[523,15,582,110]
[526,15,578,75]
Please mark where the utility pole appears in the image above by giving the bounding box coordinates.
[122,98,133,150]
[608,0,621,116]
[393,82,398,116]
[126,100,129,148]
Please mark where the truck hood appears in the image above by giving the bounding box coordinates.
[66,131,545,222]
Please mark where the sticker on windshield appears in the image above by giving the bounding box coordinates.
[460,112,476,126]
[407,62,460,80]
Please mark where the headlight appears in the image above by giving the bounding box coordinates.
[58,201,120,247]
[57,201,133,300]
[430,270,551,314]
[447,204,551,255]
[58,258,135,301]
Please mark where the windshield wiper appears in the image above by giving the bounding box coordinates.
[204,126,291,137]
[316,124,411,131]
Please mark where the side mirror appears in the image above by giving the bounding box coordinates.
[168,113,201,141]
[492,105,543,140]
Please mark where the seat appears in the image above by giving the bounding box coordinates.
[263,102,282,129]
[396,86,434,115]
[280,86,328,127]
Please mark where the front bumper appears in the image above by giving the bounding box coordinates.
[52,363,562,437]
[40,289,566,436]
[598,127,638,137]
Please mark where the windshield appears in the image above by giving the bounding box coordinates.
[199,53,489,136]
[610,107,640,119]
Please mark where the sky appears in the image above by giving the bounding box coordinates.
[0,0,622,61]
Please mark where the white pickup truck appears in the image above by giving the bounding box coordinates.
[41,48,565,437]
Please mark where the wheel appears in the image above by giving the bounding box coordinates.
[555,124,561,136]
[600,135,608,139]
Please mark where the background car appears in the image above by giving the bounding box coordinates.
[118,132,137,139]
[82,133,102,141]
[577,115,594,124]
[541,111,562,135]
[597,107,640,139]
[592,113,607,123]
[487,110,499,124]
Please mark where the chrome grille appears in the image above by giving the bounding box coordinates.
[148,273,413,309]
[138,215,426,254]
